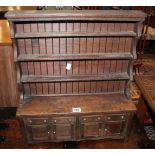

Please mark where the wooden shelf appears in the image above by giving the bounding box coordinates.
[21,73,130,83]
[14,31,136,38]
[17,53,133,61]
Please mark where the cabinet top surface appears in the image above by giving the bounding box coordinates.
[17,94,136,116]
[5,10,146,21]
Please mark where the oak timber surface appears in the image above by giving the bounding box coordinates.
[17,94,136,116]
[134,75,155,113]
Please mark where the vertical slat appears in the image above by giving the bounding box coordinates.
[86,37,93,53]
[122,60,129,73]
[23,24,32,95]
[113,80,120,92]
[54,61,60,76]
[73,82,79,94]
[98,60,104,75]
[96,81,102,93]
[90,81,96,93]
[67,82,72,94]
[93,37,100,53]
[107,23,115,53]
[16,23,24,33]
[110,60,117,73]
[20,62,28,75]
[48,83,54,94]
[60,61,66,76]
[79,61,85,75]
[102,81,108,92]
[84,81,91,93]
[91,60,98,74]
[44,23,49,94]
[17,39,25,55]
[55,82,60,94]
[61,82,67,94]
[85,60,92,75]
[80,23,87,54]
[36,83,43,95]
[72,61,79,75]
[119,81,125,92]
[79,82,85,93]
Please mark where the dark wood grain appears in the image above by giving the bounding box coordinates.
[6,10,145,144]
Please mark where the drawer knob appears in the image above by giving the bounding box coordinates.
[83,118,86,121]
[44,120,47,123]
[98,117,101,120]
[68,119,72,122]
[54,120,57,123]
[29,120,32,123]
[47,132,50,134]
[53,131,56,134]
[104,128,108,131]
[107,117,111,120]
[121,116,124,119]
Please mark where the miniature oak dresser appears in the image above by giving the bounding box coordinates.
[6,10,146,144]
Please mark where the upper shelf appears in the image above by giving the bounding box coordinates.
[14,31,136,38]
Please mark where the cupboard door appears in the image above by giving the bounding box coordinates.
[80,122,102,139]
[53,123,76,141]
[27,124,51,142]
[104,121,126,137]
[52,116,76,141]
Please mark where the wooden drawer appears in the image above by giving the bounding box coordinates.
[51,116,76,124]
[80,115,102,123]
[104,114,126,121]
[24,117,49,125]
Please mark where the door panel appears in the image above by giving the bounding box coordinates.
[27,124,51,142]
[53,123,76,141]
[81,122,102,139]
[104,121,126,136]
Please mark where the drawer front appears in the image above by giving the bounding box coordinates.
[105,114,126,121]
[51,116,76,124]
[80,115,102,123]
[24,117,49,125]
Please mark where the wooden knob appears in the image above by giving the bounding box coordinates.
[107,117,111,120]
[98,117,101,120]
